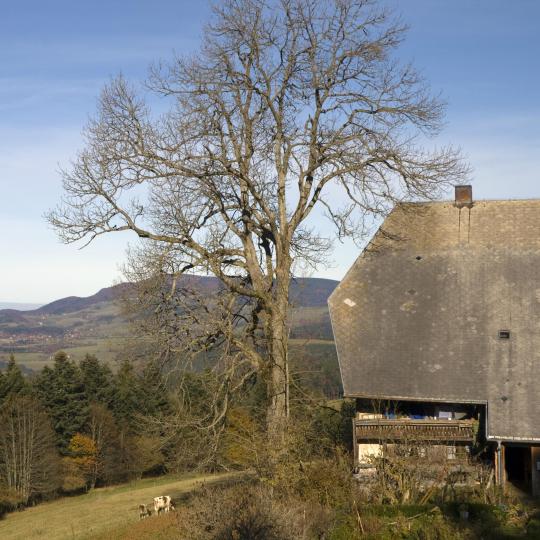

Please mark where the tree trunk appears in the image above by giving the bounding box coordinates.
[266,262,290,449]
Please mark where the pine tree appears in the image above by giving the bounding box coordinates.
[0,354,28,405]
[35,351,89,452]
[111,359,145,430]
[79,354,114,406]
[140,361,170,416]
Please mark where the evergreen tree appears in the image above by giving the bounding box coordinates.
[111,359,145,430]
[79,354,114,406]
[140,361,170,416]
[35,351,89,452]
[0,354,28,405]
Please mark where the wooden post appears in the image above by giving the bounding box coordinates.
[502,444,506,486]
[352,418,358,469]
[531,447,540,497]
[494,443,498,485]
[495,441,505,488]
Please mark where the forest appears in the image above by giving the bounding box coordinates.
[0,351,353,516]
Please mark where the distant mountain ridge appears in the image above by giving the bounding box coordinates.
[0,277,338,367]
[1,277,338,317]
[31,283,134,316]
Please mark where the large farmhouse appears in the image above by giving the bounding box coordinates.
[329,186,540,495]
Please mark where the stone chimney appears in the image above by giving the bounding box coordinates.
[454,185,473,208]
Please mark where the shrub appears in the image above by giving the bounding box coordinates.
[274,450,355,509]
[0,488,24,518]
[176,482,328,540]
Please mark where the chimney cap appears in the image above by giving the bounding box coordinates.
[454,185,473,208]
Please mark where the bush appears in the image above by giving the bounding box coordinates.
[274,450,355,509]
[0,488,24,518]
[176,482,331,540]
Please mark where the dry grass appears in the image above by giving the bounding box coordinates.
[0,472,239,540]
[91,512,180,540]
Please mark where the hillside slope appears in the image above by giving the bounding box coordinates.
[0,277,338,372]
[0,472,239,540]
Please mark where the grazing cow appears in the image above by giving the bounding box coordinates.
[153,495,174,515]
[139,504,152,519]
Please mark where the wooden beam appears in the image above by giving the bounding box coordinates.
[352,417,359,466]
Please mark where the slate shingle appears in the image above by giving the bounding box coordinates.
[329,199,540,442]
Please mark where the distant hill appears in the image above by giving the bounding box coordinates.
[33,283,134,316]
[9,276,338,316]
[0,310,30,324]
[0,277,339,375]
[6,277,337,317]
[290,278,338,307]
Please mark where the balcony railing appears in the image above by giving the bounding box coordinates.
[354,418,475,442]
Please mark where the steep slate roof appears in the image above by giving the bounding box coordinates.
[329,199,540,442]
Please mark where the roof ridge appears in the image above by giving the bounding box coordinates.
[401,197,540,206]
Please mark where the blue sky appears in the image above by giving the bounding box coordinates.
[1,1,539,303]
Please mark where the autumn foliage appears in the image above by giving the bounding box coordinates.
[62,433,97,492]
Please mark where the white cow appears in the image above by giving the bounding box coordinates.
[153,495,175,515]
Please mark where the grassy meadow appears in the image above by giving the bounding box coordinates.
[0,472,239,540]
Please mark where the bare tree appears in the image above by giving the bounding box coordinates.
[87,403,120,487]
[0,397,60,503]
[47,0,468,446]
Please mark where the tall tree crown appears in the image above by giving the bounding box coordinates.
[48,0,467,294]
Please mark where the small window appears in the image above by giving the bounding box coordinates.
[498,330,510,339]
[446,446,457,460]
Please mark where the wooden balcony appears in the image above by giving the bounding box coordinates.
[355,418,475,443]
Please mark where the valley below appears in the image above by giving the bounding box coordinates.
[0,277,341,395]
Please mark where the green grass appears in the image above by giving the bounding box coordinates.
[0,472,240,540]
[4,336,131,370]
